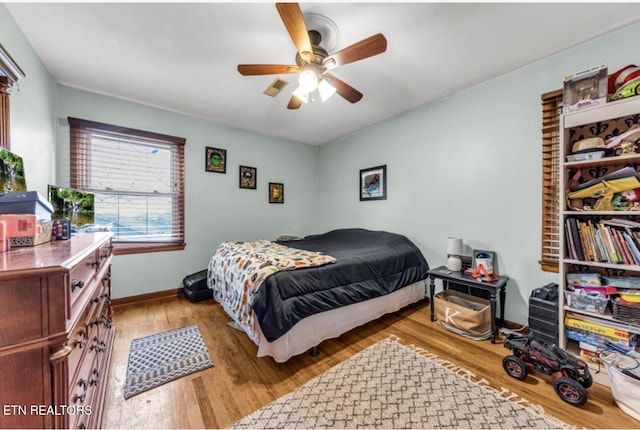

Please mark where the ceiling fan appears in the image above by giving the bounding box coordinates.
[237,3,387,109]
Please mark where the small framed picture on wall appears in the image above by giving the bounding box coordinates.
[205,147,226,173]
[359,164,387,201]
[269,182,284,203]
[239,165,257,189]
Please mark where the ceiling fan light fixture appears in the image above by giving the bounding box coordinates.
[298,67,319,93]
[317,77,336,102]
[292,85,309,103]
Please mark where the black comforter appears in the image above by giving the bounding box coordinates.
[252,228,429,342]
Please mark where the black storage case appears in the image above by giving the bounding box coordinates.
[528,283,559,345]
[182,269,213,303]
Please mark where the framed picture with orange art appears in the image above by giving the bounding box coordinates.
[239,165,257,189]
[269,182,284,203]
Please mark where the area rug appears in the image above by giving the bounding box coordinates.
[231,335,570,429]
[124,324,213,399]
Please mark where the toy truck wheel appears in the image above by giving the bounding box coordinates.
[579,372,593,389]
[553,376,587,406]
[502,355,528,380]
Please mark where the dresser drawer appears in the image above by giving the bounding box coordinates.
[67,306,91,381]
[68,344,97,406]
[68,278,110,391]
[68,252,101,308]
[97,240,113,262]
[68,354,99,430]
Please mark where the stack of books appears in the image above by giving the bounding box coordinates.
[565,218,640,265]
[565,314,637,355]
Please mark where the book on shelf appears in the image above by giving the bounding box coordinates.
[566,328,636,352]
[566,310,640,333]
[565,217,640,264]
[580,348,603,365]
[579,341,599,352]
[564,316,630,340]
[601,218,640,229]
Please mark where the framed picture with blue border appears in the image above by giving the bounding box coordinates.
[359,165,386,201]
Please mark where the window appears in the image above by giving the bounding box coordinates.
[540,89,563,272]
[68,117,185,255]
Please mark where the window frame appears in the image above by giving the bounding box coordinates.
[540,89,563,273]
[68,117,186,255]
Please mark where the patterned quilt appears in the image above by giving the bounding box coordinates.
[208,240,336,343]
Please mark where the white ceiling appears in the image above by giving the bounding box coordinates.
[7,2,640,146]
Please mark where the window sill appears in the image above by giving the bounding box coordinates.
[112,242,186,256]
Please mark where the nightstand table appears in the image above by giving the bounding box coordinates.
[428,265,509,343]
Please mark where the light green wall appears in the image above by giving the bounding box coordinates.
[55,86,319,298]
[0,4,56,194]
[1,3,320,300]
[5,1,640,323]
[317,21,640,325]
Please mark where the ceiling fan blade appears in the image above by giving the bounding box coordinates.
[324,73,363,104]
[323,33,387,68]
[276,3,314,62]
[237,64,299,76]
[287,95,303,110]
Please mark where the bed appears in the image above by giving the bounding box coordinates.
[207,228,429,362]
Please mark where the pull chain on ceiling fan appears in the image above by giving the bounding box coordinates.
[237,3,387,110]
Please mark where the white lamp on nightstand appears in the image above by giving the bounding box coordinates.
[446,237,463,271]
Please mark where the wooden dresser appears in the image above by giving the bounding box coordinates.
[0,232,114,429]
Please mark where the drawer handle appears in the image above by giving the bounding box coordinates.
[91,296,100,304]
[90,316,112,329]
[102,273,111,283]
[92,336,106,353]
[90,368,100,386]
[79,422,87,429]
[73,391,86,404]
[71,280,85,292]
[73,329,87,349]
[91,260,101,268]
[101,293,112,304]
[74,378,87,403]
[102,315,112,328]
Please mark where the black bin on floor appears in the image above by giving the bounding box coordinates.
[183,269,213,303]
[528,283,559,345]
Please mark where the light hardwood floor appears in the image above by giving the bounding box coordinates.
[103,296,637,429]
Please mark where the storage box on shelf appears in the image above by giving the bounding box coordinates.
[559,96,640,386]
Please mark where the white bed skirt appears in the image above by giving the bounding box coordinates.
[253,280,427,363]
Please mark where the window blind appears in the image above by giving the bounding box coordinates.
[69,117,185,251]
[540,89,563,272]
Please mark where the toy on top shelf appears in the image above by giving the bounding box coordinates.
[502,330,592,406]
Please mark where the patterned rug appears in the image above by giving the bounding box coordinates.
[231,336,571,429]
[124,324,213,399]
